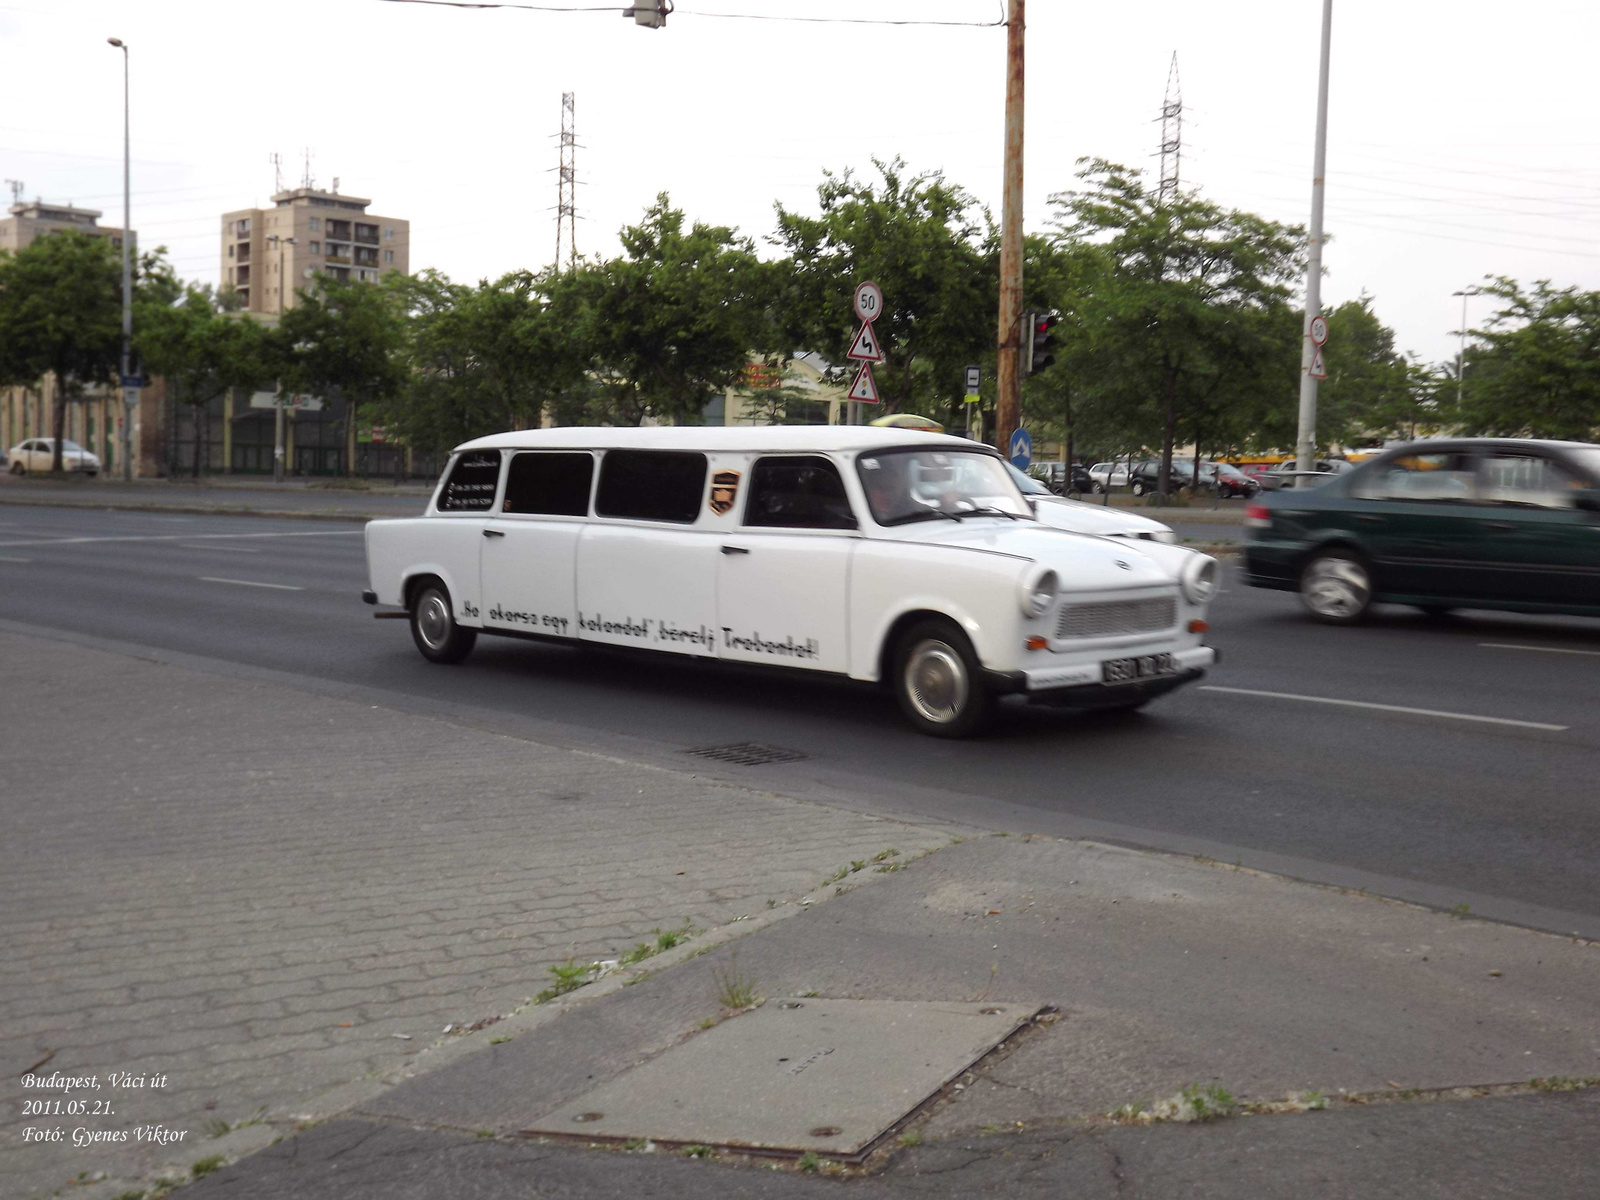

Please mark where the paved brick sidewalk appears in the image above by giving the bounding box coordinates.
[0,632,958,1199]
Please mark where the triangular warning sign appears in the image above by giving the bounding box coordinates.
[1309,346,1328,380]
[847,363,880,403]
[846,321,885,363]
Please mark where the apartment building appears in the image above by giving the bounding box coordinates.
[220,187,409,315]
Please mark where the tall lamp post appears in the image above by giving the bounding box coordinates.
[107,37,132,481]
[1451,286,1480,409]
[265,235,296,483]
[1294,0,1334,473]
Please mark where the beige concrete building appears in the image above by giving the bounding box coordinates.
[221,187,410,315]
[0,201,162,475]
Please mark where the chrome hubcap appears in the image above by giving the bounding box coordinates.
[905,639,968,725]
[417,593,451,648]
[1303,557,1369,619]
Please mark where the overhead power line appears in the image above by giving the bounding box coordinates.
[375,0,1004,26]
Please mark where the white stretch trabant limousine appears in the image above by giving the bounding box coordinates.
[364,427,1218,737]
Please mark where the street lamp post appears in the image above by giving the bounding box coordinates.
[107,37,132,481]
[1294,0,1334,473]
[265,235,296,483]
[1452,287,1480,409]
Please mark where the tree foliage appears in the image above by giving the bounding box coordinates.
[1456,278,1600,441]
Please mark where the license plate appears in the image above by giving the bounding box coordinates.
[1101,652,1175,685]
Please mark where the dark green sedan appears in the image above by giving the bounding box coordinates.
[1243,438,1600,622]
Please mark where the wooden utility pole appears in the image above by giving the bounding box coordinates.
[994,0,1025,453]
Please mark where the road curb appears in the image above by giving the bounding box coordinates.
[0,496,385,522]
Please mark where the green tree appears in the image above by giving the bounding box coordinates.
[773,158,995,426]
[1046,160,1305,502]
[137,283,275,475]
[0,231,122,473]
[277,276,408,474]
[582,195,775,426]
[1456,277,1600,441]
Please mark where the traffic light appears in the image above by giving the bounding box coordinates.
[1022,310,1058,378]
[624,0,669,27]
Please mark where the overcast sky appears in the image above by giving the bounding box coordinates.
[4,0,1598,365]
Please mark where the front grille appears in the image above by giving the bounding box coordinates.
[1054,595,1177,640]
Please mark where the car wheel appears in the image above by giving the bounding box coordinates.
[1131,481,1146,497]
[892,618,994,738]
[409,581,477,664]
[10,460,24,475]
[1091,482,1105,494]
[1299,550,1373,625]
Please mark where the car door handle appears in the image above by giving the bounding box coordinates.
[1480,521,1515,532]
[720,545,749,555]
[482,528,505,538]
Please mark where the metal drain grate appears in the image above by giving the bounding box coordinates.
[684,742,809,767]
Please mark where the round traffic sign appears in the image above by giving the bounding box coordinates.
[1008,427,1033,470]
[1309,314,1329,345]
[853,280,884,324]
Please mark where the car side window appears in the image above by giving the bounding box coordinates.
[438,450,502,512]
[502,451,594,516]
[1479,453,1580,510]
[1352,452,1477,503]
[595,450,707,524]
[744,455,857,530]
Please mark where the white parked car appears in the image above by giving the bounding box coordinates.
[1005,464,1177,543]
[7,438,101,475]
[1087,461,1134,492]
[364,428,1218,737]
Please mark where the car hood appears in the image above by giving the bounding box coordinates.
[1029,496,1173,538]
[883,519,1175,589]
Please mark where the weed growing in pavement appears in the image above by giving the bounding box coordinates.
[712,952,760,1009]
[1110,1083,1237,1125]
[682,1144,714,1159]
[475,1130,496,1139]
[799,989,819,998]
[191,1155,226,1179]
[619,922,697,967]
[536,959,599,1003]
[823,865,849,885]
[488,1035,513,1045]
[872,848,901,863]
[697,1017,717,1030]
[202,1119,231,1140]
[1452,902,1471,918]
[1531,1076,1596,1092]
[897,1129,922,1147]
[797,1152,822,1172]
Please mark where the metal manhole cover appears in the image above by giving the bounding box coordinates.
[525,998,1035,1159]
[683,742,809,767]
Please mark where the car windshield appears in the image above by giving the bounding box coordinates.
[1004,462,1051,496]
[858,449,1032,525]
[60,440,85,453]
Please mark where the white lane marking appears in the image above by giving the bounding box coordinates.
[1481,642,1600,658]
[0,554,32,562]
[178,543,262,553]
[1200,685,1569,732]
[0,530,362,549]
[200,577,305,592]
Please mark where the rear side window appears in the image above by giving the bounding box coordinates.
[438,450,501,512]
[1353,452,1476,503]
[595,450,707,524]
[745,455,857,529]
[503,451,594,516]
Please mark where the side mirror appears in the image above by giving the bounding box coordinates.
[1575,488,1600,514]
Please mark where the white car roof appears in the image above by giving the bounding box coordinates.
[455,426,992,456]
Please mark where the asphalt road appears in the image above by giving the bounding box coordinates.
[3,505,1597,937]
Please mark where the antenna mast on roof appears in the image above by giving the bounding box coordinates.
[300,148,316,191]
[1156,52,1183,209]
[4,179,22,206]
[270,153,284,194]
[553,92,579,271]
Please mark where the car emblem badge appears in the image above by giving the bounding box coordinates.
[709,470,741,516]
[1115,559,1131,570]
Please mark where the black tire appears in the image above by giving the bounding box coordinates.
[10,460,24,475]
[1299,550,1373,625]
[409,581,477,664]
[1131,480,1147,497]
[890,618,995,738]
[1092,482,1106,495]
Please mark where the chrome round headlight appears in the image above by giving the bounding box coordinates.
[1020,567,1058,618]
[1180,554,1219,604]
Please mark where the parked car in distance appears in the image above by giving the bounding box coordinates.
[1029,461,1094,496]
[1088,461,1133,492]
[6,438,101,476]
[1006,463,1177,542]
[1258,458,1352,490]
[1243,438,1600,623]
[365,427,1218,737]
[1129,461,1190,497]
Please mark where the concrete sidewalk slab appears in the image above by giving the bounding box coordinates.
[0,632,959,1200]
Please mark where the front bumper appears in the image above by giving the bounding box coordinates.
[986,645,1216,706]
